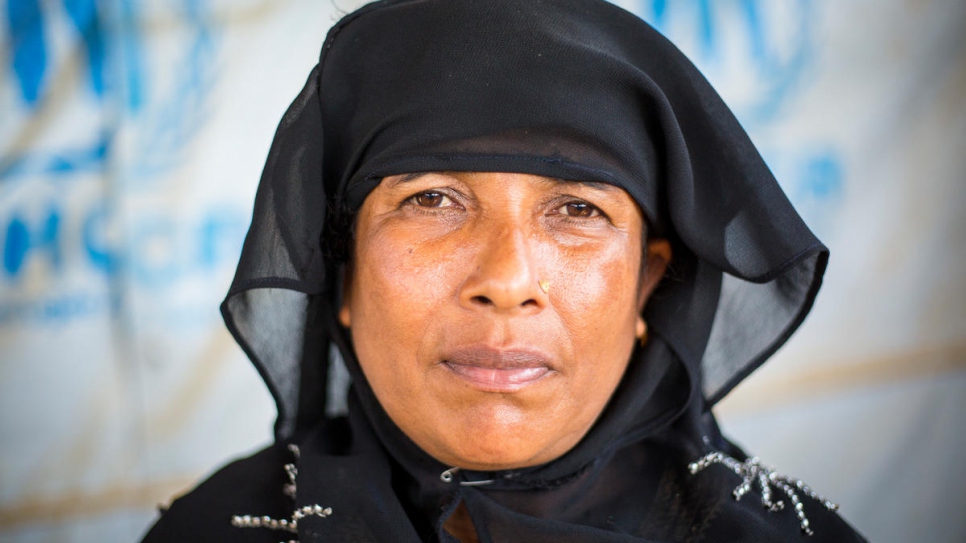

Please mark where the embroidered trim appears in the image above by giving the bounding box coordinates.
[230,444,333,542]
[689,452,838,536]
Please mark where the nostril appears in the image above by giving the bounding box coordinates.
[471,295,541,308]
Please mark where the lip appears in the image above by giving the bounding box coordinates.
[441,345,555,393]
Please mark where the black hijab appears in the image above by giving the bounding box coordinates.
[148,0,866,541]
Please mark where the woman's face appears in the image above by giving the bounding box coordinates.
[340,171,669,471]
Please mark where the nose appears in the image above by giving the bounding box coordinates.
[459,224,548,314]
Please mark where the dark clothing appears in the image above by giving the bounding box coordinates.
[144,0,867,540]
[143,405,866,542]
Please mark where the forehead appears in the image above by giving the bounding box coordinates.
[383,171,621,193]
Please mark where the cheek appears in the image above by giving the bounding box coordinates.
[347,233,433,420]
[355,229,448,312]
[545,241,642,411]
[348,227,467,370]
[550,242,641,349]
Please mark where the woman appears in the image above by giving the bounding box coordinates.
[142,0,867,541]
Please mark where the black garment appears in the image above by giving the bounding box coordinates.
[142,402,864,542]
[142,0,866,541]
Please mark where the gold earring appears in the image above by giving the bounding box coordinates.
[538,280,550,294]
[637,320,648,346]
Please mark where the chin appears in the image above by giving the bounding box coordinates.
[445,446,543,472]
[431,416,572,471]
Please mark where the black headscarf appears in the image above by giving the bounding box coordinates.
[195,0,864,541]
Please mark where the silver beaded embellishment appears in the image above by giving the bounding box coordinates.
[283,443,300,499]
[230,444,333,543]
[688,452,838,536]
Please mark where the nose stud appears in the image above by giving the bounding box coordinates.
[538,280,550,294]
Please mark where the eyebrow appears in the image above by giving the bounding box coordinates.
[400,172,428,182]
[383,172,430,188]
[551,178,611,191]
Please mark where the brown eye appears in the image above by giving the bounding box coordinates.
[411,191,451,208]
[560,202,599,218]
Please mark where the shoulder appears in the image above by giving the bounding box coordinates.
[140,442,297,543]
[660,450,869,543]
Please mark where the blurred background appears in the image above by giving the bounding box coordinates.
[1,0,963,541]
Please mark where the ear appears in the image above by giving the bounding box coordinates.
[338,266,353,328]
[637,238,671,312]
[338,302,352,328]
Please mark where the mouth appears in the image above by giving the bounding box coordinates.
[441,346,554,392]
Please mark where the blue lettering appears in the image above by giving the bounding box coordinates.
[63,0,106,98]
[0,203,249,324]
[2,207,61,277]
[802,153,843,199]
[650,0,668,27]
[7,0,47,105]
[130,217,180,287]
[739,0,765,63]
[198,211,245,271]
[118,0,144,112]
[82,203,116,275]
[3,219,29,275]
[0,292,104,325]
[697,0,714,59]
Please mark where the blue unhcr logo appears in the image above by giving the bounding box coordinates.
[2,0,215,181]
[639,0,815,123]
[635,0,844,230]
[4,0,110,177]
[8,0,106,106]
[0,0,247,328]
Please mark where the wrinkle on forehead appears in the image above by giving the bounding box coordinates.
[385,171,616,193]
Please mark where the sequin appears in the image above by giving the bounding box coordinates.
[689,452,838,536]
[230,443,332,541]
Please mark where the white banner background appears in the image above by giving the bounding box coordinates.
[1,1,963,541]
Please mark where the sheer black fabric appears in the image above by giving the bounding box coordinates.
[144,0,866,541]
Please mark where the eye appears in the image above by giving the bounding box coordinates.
[558,201,601,219]
[408,191,454,208]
